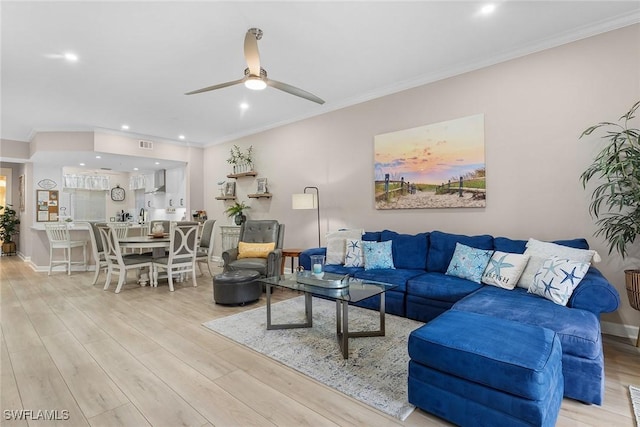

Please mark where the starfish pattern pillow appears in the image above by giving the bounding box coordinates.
[362,240,395,270]
[481,251,530,290]
[528,256,590,306]
[445,243,494,284]
[344,239,364,267]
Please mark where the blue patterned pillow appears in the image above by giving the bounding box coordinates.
[445,243,494,283]
[344,239,364,267]
[528,256,590,306]
[362,240,395,270]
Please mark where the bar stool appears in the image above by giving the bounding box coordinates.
[44,223,87,275]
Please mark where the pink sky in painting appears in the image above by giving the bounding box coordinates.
[374,114,484,185]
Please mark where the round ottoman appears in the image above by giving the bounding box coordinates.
[213,270,262,305]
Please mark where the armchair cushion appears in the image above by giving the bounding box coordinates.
[238,242,276,259]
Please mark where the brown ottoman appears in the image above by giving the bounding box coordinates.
[213,270,261,305]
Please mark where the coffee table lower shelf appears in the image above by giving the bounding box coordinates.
[265,282,387,359]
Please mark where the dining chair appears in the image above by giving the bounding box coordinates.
[98,225,154,293]
[44,222,87,275]
[152,222,199,291]
[196,219,216,276]
[81,221,107,285]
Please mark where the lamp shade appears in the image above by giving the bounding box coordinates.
[292,193,317,210]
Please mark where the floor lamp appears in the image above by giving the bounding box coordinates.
[291,186,321,247]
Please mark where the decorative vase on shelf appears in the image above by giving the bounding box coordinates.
[234,214,246,225]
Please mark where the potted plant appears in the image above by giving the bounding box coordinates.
[580,100,640,321]
[224,201,250,225]
[227,145,254,174]
[0,204,20,256]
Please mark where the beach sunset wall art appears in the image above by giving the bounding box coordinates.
[374,114,486,209]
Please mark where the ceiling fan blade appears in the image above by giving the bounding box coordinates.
[185,78,245,95]
[244,28,261,76]
[267,79,325,105]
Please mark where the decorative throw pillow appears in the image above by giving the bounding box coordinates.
[445,243,494,284]
[325,229,364,264]
[517,238,600,289]
[237,242,276,259]
[528,256,590,306]
[481,251,530,290]
[362,240,395,270]
[344,239,364,267]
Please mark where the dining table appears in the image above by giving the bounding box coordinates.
[118,234,170,286]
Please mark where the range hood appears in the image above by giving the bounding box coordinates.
[146,169,166,193]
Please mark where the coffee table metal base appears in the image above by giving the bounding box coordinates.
[265,283,386,359]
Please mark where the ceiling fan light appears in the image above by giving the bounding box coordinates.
[245,77,266,91]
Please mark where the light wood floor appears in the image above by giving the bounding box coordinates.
[1,256,638,427]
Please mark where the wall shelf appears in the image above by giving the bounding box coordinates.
[215,196,236,201]
[227,171,257,179]
[247,193,272,199]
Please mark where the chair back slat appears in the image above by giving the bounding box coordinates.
[107,222,131,240]
[44,223,71,243]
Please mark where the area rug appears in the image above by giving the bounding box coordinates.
[202,296,424,420]
[631,385,640,426]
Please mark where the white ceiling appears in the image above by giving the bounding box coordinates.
[2,1,640,151]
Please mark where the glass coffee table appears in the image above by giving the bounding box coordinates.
[259,271,396,359]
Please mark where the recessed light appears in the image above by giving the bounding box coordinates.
[155,162,160,165]
[240,102,249,110]
[133,167,139,171]
[64,52,79,62]
[95,155,101,159]
[79,163,85,166]
[179,135,185,140]
[121,124,129,130]
[480,3,496,15]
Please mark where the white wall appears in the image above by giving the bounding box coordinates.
[204,25,640,330]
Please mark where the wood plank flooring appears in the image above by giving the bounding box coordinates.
[1,256,638,426]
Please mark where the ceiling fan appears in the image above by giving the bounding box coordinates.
[185,28,325,105]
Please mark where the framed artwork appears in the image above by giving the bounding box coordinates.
[256,178,268,194]
[36,190,59,221]
[18,175,25,211]
[374,114,486,209]
[224,181,236,197]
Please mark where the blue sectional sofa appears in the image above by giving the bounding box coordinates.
[300,230,620,406]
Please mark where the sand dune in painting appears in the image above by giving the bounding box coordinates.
[376,189,485,209]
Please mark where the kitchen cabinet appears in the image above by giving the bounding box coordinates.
[165,167,186,207]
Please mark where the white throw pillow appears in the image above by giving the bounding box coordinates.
[516,238,599,289]
[481,251,530,290]
[344,239,364,267]
[528,256,590,306]
[324,229,364,265]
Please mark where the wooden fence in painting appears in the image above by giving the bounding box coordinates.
[375,176,417,202]
[436,177,486,197]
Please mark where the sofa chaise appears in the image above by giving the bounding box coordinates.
[299,229,620,408]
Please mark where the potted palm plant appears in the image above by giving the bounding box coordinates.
[580,100,640,324]
[225,201,250,225]
[0,204,20,256]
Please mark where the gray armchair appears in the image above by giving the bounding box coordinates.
[222,220,284,279]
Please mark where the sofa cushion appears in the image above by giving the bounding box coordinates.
[408,310,562,401]
[481,251,530,290]
[453,286,602,359]
[407,272,483,303]
[445,243,493,284]
[325,229,364,264]
[528,256,590,306]
[363,240,395,270]
[380,230,429,270]
[427,231,494,273]
[494,237,591,254]
[363,231,382,242]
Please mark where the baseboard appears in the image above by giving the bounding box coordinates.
[601,320,639,340]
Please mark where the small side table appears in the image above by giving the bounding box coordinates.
[281,248,304,274]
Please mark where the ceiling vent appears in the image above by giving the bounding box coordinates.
[138,140,153,150]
